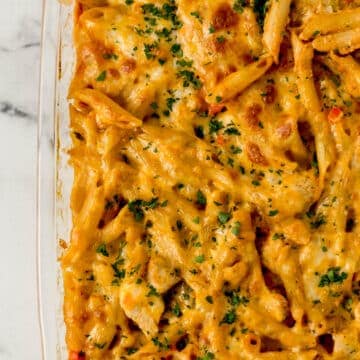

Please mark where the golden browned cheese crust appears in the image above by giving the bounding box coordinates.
[63,0,360,359]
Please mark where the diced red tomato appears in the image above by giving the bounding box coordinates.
[216,135,225,145]
[327,106,343,124]
[209,103,225,116]
[69,351,85,360]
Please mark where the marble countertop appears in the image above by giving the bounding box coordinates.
[0,0,42,358]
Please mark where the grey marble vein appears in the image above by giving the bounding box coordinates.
[0,1,43,358]
[0,101,35,120]
[22,41,40,49]
[0,42,40,53]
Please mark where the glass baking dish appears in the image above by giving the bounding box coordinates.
[37,1,74,359]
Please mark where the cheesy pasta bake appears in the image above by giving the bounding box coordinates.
[62,0,360,359]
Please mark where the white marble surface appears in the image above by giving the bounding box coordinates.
[0,0,42,358]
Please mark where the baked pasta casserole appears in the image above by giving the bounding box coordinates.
[62,0,360,359]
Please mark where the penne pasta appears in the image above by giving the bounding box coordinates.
[312,29,360,54]
[320,52,360,98]
[62,2,360,359]
[70,88,142,128]
[207,55,273,102]
[292,32,335,197]
[263,0,292,63]
[301,8,360,40]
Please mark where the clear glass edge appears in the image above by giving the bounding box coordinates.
[37,1,74,359]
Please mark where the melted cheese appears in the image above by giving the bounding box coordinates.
[63,1,360,359]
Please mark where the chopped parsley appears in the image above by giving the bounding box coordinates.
[253,0,269,29]
[190,11,203,23]
[103,53,118,60]
[197,352,215,360]
[231,221,241,236]
[194,254,205,263]
[233,0,246,13]
[311,154,319,176]
[147,284,160,297]
[209,119,224,134]
[128,198,160,221]
[155,27,172,38]
[224,290,249,306]
[172,303,182,317]
[318,267,348,287]
[142,3,162,16]
[230,145,242,154]
[272,232,285,240]
[268,209,279,217]
[177,59,193,67]
[144,42,159,59]
[166,97,178,111]
[177,70,202,89]
[310,213,327,229]
[112,260,126,279]
[96,70,107,82]
[151,102,159,110]
[127,348,138,355]
[196,190,207,207]
[170,43,183,57]
[151,337,170,350]
[142,1,182,29]
[220,309,237,325]
[96,243,109,257]
[218,212,231,224]
[343,297,353,312]
[128,200,145,221]
[224,127,240,135]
